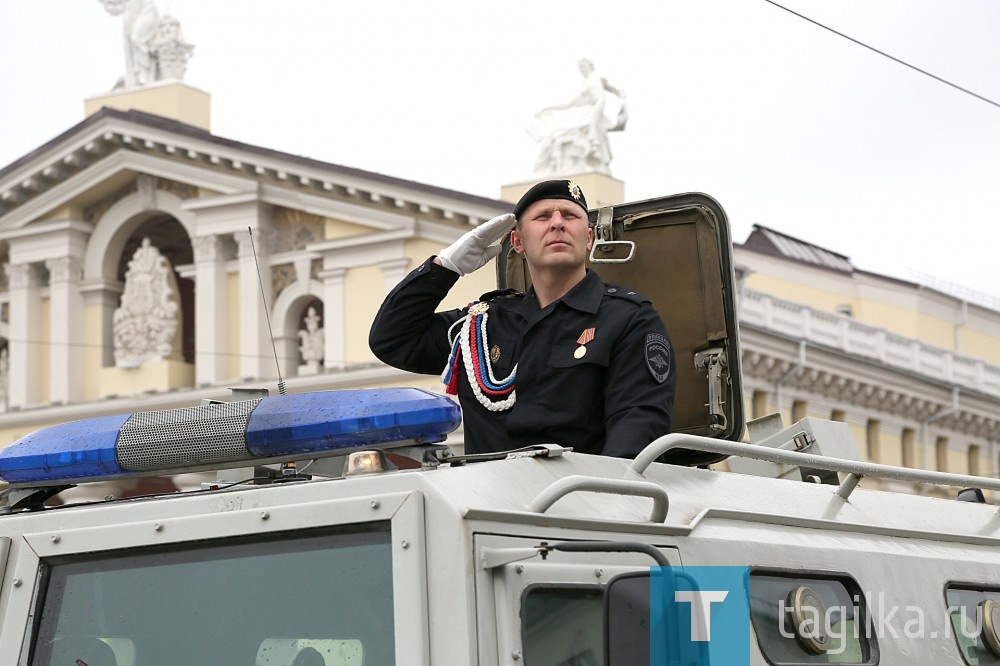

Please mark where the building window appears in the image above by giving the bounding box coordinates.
[831,409,846,422]
[901,428,916,468]
[752,390,769,420]
[866,419,880,462]
[791,399,808,423]
[968,445,981,477]
[936,436,949,473]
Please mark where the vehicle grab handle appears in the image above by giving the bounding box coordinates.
[527,475,669,522]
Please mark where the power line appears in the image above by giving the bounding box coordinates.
[762,0,1000,111]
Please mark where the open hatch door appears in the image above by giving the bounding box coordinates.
[497,193,744,465]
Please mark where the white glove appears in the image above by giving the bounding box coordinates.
[438,213,517,276]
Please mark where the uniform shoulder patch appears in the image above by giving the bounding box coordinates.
[644,332,671,383]
[478,288,520,302]
[604,284,651,306]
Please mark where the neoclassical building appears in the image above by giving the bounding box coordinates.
[0,101,504,465]
[1,85,999,501]
[735,226,1000,495]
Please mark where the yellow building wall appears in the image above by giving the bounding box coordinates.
[324,218,374,239]
[853,301,918,337]
[945,447,965,475]
[745,273,860,317]
[877,431,903,467]
[915,314,956,350]
[341,241,503,367]
[83,304,103,402]
[744,272,990,354]
[0,426,36,448]
[403,239,498,311]
[228,273,241,379]
[959,329,1000,365]
[344,265,383,364]
[40,298,51,403]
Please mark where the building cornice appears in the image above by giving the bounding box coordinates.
[0,110,508,231]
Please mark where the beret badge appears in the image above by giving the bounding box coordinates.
[567,180,583,201]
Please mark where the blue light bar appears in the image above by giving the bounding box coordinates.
[0,388,461,487]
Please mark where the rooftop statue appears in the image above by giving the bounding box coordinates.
[98,0,195,87]
[527,59,629,177]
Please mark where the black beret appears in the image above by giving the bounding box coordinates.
[512,179,589,220]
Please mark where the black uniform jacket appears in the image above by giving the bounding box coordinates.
[369,258,676,457]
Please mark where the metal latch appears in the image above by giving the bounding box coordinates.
[589,206,635,263]
[693,348,728,432]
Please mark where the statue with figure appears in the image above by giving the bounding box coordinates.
[527,59,629,177]
[98,0,195,87]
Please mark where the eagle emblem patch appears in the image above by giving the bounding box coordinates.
[645,332,671,383]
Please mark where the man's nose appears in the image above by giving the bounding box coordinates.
[549,212,566,229]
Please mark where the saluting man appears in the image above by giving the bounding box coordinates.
[369,180,675,457]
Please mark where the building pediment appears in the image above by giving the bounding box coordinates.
[0,108,508,234]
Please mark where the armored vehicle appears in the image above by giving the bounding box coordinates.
[0,194,998,665]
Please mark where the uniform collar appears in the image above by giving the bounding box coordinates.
[559,269,604,314]
[514,269,604,318]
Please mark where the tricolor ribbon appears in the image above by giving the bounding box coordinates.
[442,301,517,411]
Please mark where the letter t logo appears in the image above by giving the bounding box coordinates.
[675,590,730,641]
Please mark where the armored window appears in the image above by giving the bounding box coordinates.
[522,585,603,666]
[749,570,878,665]
[946,585,1000,665]
[29,523,393,665]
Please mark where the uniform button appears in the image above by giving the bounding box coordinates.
[417,265,425,272]
[607,288,617,293]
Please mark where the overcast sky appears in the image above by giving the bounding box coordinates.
[3,0,1000,303]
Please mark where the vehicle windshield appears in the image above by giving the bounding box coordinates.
[30,522,393,666]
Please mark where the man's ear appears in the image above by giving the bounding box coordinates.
[586,226,593,251]
[511,229,524,254]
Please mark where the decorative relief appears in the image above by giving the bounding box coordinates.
[5,264,40,290]
[193,234,235,263]
[84,180,139,226]
[271,264,295,298]
[45,257,83,284]
[741,350,1000,439]
[157,178,198,200]
[112,238,180,368]
[233,229,257,258]
[272,208,325,253]
[298,306,324,375]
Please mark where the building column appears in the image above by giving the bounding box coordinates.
[6,263,42,408]
[80,280,124,368]
[193,235,229,385]
[234,229,272,379]
[319,267,346,371]
[379,258,410,295]
[45,257,84,404]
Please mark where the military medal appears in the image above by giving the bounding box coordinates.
[575,327,595,359]
[490,344,501,363]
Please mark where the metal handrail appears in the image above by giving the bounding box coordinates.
[630,434,1000,503]
[527,475,669,522]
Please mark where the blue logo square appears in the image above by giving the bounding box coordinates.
[650,566,750,665]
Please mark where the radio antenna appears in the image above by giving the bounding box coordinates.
[247,227,286,395]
